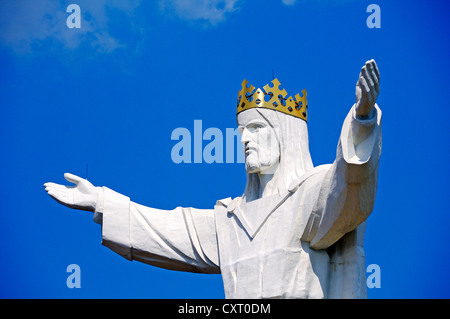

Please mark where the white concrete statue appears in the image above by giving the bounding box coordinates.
[45,60,382,299]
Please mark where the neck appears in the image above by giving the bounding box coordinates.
[244,163,280,201]
[256,171,277,198]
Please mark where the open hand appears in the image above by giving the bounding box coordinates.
[44,173,99,212]
[355,59,380,118]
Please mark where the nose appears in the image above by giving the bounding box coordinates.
[241,127,251,146]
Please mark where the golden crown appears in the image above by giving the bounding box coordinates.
[236,79,308,122]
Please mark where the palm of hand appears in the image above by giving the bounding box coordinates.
[44,173,98,212]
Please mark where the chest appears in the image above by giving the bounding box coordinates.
[214,182,329,298]
[215,184,320,266]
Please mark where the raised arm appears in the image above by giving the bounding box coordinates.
[303,59,382,250]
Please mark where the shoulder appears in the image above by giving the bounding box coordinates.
[215,197,233,208]
[308,164,332,177]
[301,164,333,186]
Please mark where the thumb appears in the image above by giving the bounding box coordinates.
[64,173,83,185]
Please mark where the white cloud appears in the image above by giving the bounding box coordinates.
[159,0,239,25]
[282,0,297,6]
[0,0,355,53]
[0,0,142,54]
[288,0,356,6]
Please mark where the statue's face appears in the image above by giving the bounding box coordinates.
[237,109,280,174]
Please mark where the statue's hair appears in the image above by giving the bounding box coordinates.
[242,108,313,201]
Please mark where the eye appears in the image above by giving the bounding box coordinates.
[250,123,265,132]
[247,126,259,133]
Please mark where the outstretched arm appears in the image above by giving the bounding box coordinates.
[44,174,220,273]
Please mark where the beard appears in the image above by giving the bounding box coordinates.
[245,151,276,174]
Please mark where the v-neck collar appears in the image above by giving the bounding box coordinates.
[225,167,328,239]
[227,180,301,238]
[229,192,281,238]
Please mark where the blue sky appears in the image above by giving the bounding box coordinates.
[0,0,449,299]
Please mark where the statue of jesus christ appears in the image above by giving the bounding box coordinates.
[45,59,382,299]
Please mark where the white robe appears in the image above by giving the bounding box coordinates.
[94,104,382,299]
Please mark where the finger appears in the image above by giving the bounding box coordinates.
[361,61,378,100]
[45,187,69,197]
[358,75,370,93]
[367,61,378,83]
[64,173,83,185]
[362,65,375,88]
[44,182,63,189]
[371,59,380,82]
[370,61,380,95]
[367,62,379,91]
[45,184,72,194]
[362,67,376,102]
[45,186,55,193]
[47,190,57,198]
[366,61,376,82]
[46,185,69,195]
[48,185,72,199]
